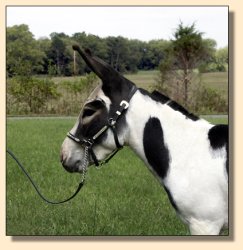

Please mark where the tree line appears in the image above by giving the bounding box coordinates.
[7,24,227,77]
[6,23,228,115]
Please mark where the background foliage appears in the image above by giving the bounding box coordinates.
[7,24,228,76]
[157,23,228,110]
[6,23,228,115]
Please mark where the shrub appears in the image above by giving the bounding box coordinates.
[7,73,99,115]
[189,77,228,114]
[156,71,228,114]
[7,76,59,114]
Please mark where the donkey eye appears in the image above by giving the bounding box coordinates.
[82,108,96,118]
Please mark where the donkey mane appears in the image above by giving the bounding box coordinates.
[139,88,199,121]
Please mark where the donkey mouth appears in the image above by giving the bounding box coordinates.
[62,160,84,173]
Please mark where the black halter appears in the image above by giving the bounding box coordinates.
[67,86,137,167]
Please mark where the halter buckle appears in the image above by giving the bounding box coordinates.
[120,100,129,109]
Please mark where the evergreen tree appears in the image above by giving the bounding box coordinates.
[159,22,216,106]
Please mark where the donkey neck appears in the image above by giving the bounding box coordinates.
[124,90,212,166]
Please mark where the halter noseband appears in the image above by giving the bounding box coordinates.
[67,86,137,167]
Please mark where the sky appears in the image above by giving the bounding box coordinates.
[6,6,228,48]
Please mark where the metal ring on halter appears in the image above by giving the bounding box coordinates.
[83,138,94,148]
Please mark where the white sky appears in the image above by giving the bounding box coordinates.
[7,6,228,48]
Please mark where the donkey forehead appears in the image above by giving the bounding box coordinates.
[70,84,110,136]
[85,83,111,108]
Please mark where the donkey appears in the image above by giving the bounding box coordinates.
[60,45,228,235]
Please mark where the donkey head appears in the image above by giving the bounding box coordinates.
[60,45,136,173]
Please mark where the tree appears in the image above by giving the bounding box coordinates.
[106,36,129,72]
[214,46,228,72]
[198,46,228,73]
[158,22,216,106]
[38,37,52,75]
[125,39,142,72]
[47,33,72,76]
[7,24,45,76]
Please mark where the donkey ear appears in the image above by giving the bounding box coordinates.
[73,44,109,80]
[72,44,134,94]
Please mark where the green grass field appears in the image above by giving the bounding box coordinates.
[124,71,228,94]
[6,116,228,236]
[52,70,228,98]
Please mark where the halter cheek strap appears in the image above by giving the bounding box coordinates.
[108,119,123,149]
[67,100,128,167]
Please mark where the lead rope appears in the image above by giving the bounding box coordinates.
[7,148,88,205]
[81,146,89,179]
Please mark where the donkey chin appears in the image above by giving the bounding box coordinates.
[60,139,87,173]
[60,154,86,174]
[60,138,113,173]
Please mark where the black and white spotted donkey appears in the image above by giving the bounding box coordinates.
[61,45,228,235]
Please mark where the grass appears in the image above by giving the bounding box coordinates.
[124,70,159,90]
[124,71,228,95]
[201,72,228,99]
[6,116,228,236]
[51,70,228,95]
